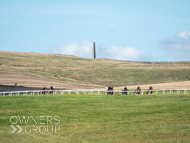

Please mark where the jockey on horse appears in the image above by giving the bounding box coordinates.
[49,86,54,94]
[134,86,141,95]
[40,86,46,94]
[146,86,153,94]
[107,86,114,95]
[122,86,128,95]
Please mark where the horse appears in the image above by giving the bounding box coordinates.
[134,88,141,95]
[48,90,54,94]
[107,90,114,95]
[121,87,128,95]
[48,86,54,94]
[146,86,153,94]
[39,90,46,94]
[107,86,114,95]
[39,87,46,94]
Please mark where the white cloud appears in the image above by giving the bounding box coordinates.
[177,31,190,39]
[51,41,92,58]
[98,46,153,61]
[51,41,153,61]
[161,31,190,60]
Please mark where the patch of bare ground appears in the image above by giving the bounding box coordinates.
[114,81,190,90]
[0,71,103,91]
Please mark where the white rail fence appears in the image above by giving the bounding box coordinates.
[0,89,190,96]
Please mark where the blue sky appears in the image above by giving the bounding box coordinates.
[0,0,190,61]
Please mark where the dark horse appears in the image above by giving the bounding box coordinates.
[134,86,141,95]
[121,87,128,95]
[146,86,153,94]
[107,86,114,95]
[48,86,54,94]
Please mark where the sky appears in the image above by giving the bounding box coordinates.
[0,0,190,61]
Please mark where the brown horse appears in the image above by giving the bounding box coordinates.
[39,87,46,94]
[48,86,54,94]
[146,86,153,94]
[134,86,141,95]
[107,90,114,95]
[48,90,54,94]
[39,90,46,94]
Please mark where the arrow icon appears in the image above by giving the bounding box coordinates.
[17,125,23,133]
[10,125,23,133]
[10,125,17,133]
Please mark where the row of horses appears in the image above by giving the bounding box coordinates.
[39,86,54,94]
[107,86,153,95]
[39,86,153,95]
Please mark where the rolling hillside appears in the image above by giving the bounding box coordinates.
[0,51,190,90]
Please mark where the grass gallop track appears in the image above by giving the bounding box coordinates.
[0,94,190,142]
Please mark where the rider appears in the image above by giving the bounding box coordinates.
[49,86,54,94]
[149,86,153,93]
[50,86,54,90]
[122,86,128,95]
[137,86,140,91]
[42,86,46,91]
[41,86,46,94]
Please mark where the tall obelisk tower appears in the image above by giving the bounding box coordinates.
[92,42,96,59]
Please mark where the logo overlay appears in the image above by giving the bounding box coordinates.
[10,116,60,134]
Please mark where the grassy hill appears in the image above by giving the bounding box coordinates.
[0,51,190,88]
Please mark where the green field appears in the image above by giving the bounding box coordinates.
[0,94,190,142]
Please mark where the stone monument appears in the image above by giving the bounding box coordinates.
[92,42,96,59]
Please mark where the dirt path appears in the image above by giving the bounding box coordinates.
[114,81,190,90]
